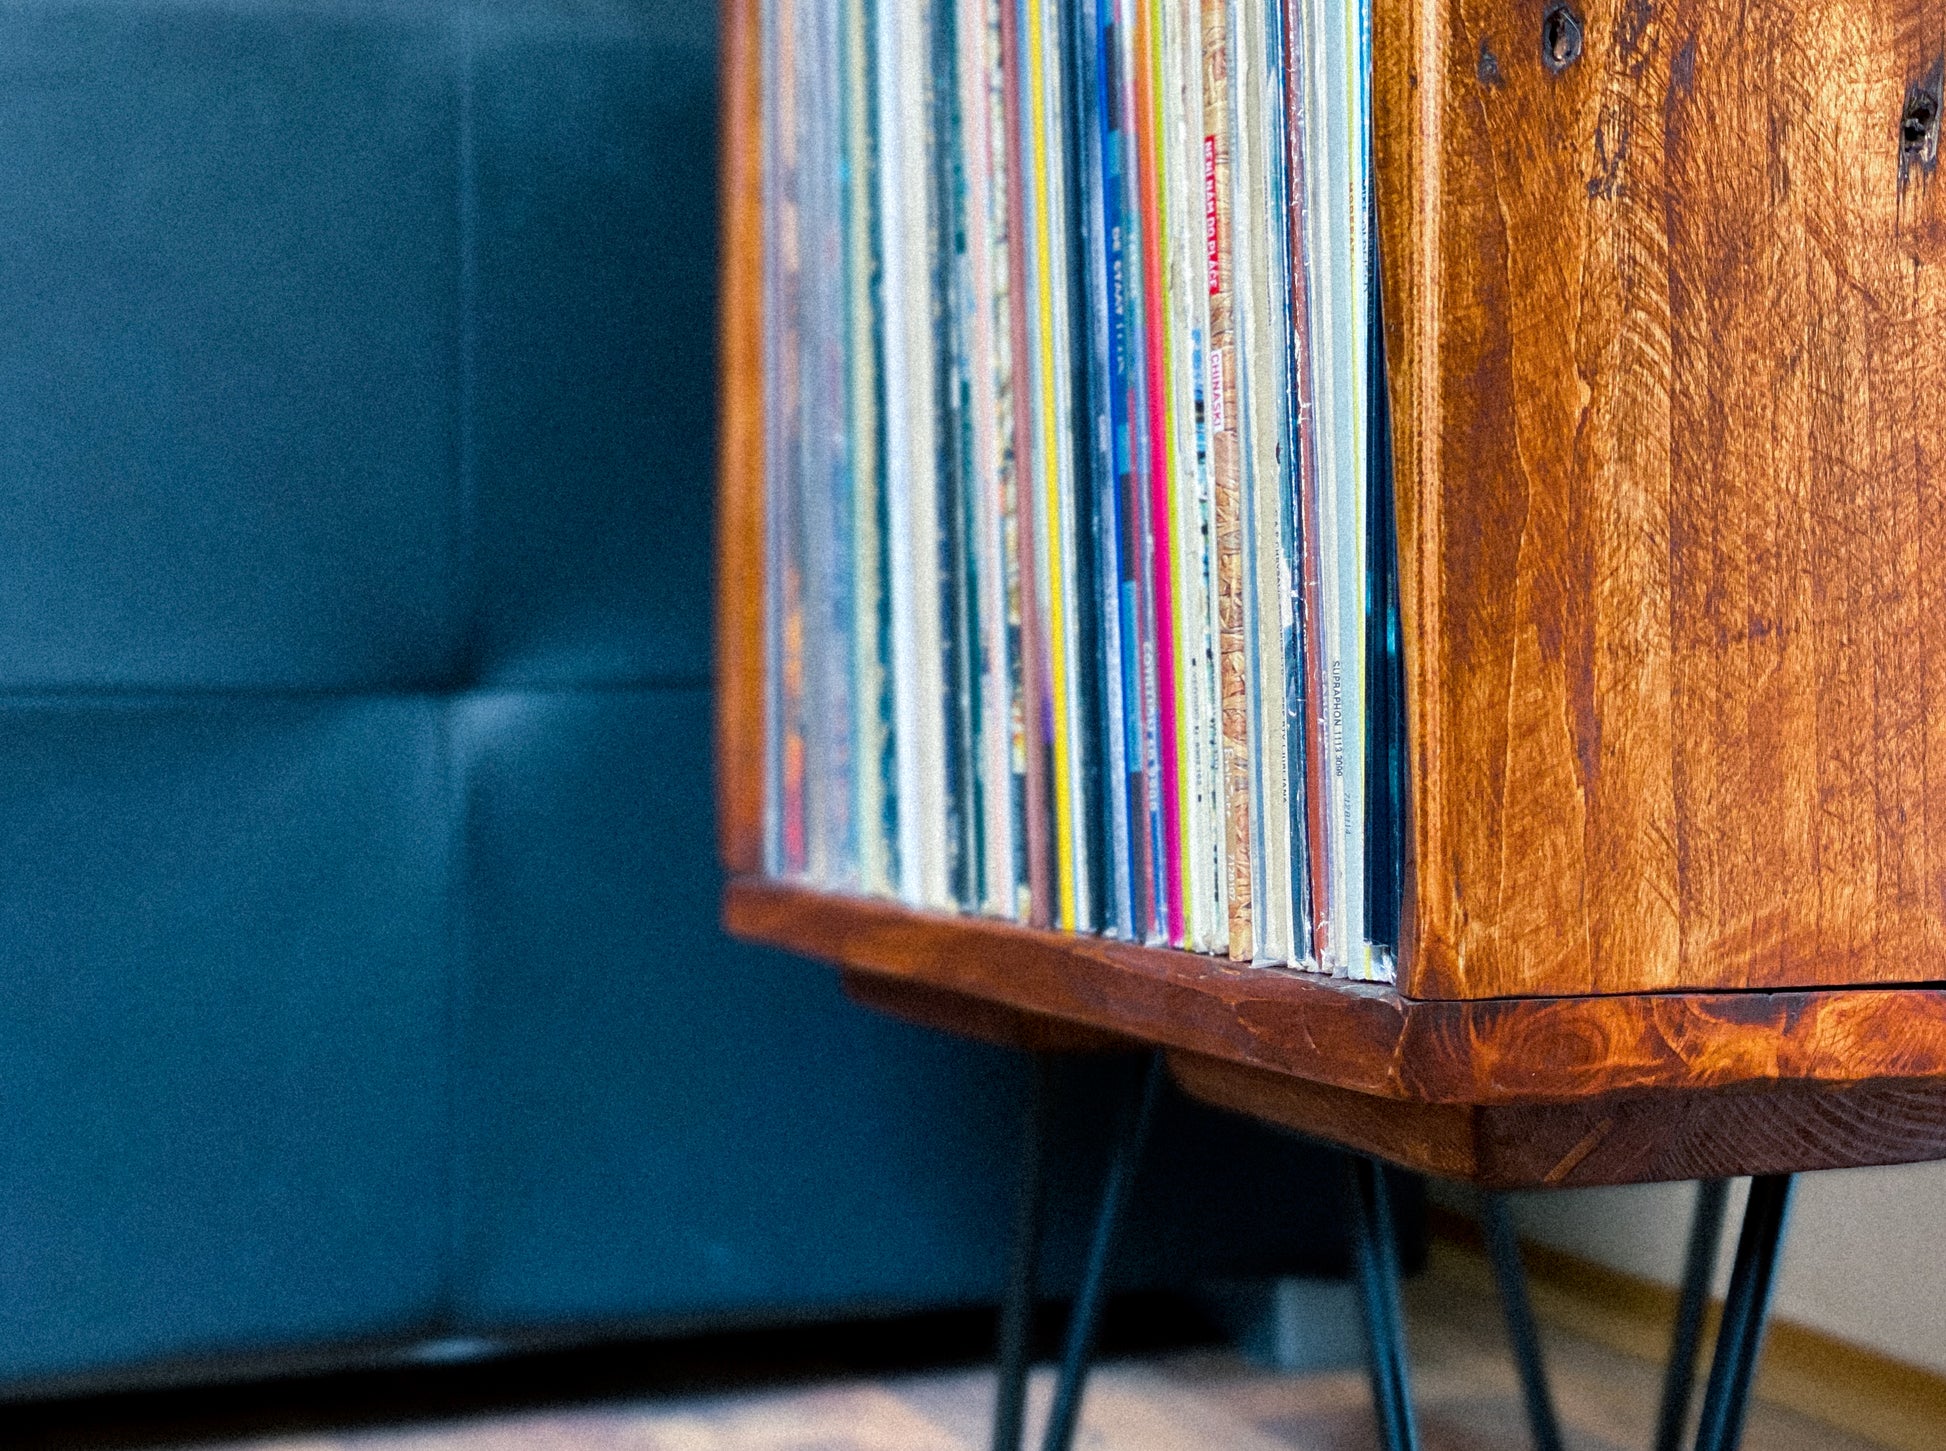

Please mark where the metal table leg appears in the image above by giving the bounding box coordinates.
[991,1056,1051,1451]
[1037,1051,1165,1451]
[1652,1178,1731,1451]
[1481,1193,1564,1451]
[1343,1155,1420,1451]
[1691,1175,1795,1451]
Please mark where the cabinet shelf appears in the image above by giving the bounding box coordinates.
[728,878,1946,1188]
[712,0,1946,1186]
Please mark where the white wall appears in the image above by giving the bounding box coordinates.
[1482,1162,1946,1376]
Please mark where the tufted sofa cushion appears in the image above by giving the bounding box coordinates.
[0,0,1382,1395]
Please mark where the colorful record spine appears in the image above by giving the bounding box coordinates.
[1161,0,1225,955]
[764,0,809,880]
[954,0,1013,918]
[1199,0,1252,961]
[1020,0,1093,931]
[1233,0,1299,964]
[1281,0,1331,965]
[980,0,1033,923]
[1127,0,1179,947]
[997,0,1052,927]
[757,0,1390,982]
[1078,0,1137,940]
[933,0,977,911]
[843,0,897,898]
[806,0,857,891]
[879,0,955,910]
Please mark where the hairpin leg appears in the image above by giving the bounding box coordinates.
[1651,1178,1731,1451]
[1036,1050,1165,1451]
[1691,1175,1794,1451]
[1481,1193,1564,1451]
[1343,1155,1420,1451]
[991,1056,1051,1451]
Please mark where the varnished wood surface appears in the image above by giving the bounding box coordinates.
[734,880,1946,1183]
[1381,0,1946,997]
[728,878,1946,1109]
[714,0,765,876]
[1170,1051,1946,1186]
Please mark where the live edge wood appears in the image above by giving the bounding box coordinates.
[729,878,1946,1186]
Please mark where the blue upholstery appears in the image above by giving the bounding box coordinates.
[454,687,1033,1324]
[470,19,719,686]
[0,4,463,691]
[0,0,1377,1394]
[0,699,449,1379]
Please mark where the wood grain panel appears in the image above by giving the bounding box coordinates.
[1170,1052,1946,1186]
[1392,0,1946,995]
[715,0,766,874]
[731,881,1946,1182]
[727,878,1946,1106]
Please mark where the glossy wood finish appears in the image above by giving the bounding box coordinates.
[715,0,765,876]
[1378,0,1946,997]
[1170,1052,1946,1188]
[729,880,1946,1183]
[727,880,1946,1097]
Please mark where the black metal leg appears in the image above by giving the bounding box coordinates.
[1652,1178,1731,1451]
[1691,1175,1795,1451]
[1481,1193,1564,1451]
[992,1057,1051,1451]
[1343,1155,1420,1451]
[1037,1051,1165,1451]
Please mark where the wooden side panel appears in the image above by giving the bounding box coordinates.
[716,0,768,874]
[1397,0,1946,995]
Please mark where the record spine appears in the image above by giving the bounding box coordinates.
[757,0,1394,969]
[843,0,891,897]
[1022,0,1093,930]
[1198,0,1252,961]
[1080,0,1138,940]
[809,0,858,891]
[769,0,811,881]
[932,0,978,910]
[998,0,1053,928]
[1164,0,1225,955]
[955,0,1017,918]
[1058,0,1110,932]
[880,0,954,909]
[1130,0,1182,947]
[1112,0,1159,945]
[1281,0,1332,967]
[1231,0,1296,964]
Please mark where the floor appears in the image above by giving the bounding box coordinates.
[85,1267,1884,1451]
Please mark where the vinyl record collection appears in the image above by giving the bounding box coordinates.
[760,0,1405,980]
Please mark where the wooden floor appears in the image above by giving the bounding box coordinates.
[163,1264,1889,1451]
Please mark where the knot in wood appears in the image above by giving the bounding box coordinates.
[1542,3,1584,72]
[1901,81,1940,176]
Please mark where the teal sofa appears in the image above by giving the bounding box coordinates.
[0,0,1374,1395]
